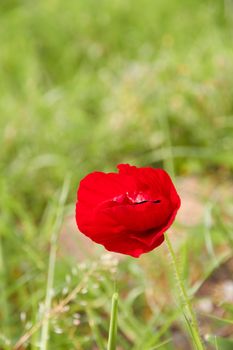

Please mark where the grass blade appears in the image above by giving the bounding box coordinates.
[39,176,70,350]
[107,292,118,350]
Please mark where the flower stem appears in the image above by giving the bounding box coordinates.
[107,292,118,350]
[165,234,204,350]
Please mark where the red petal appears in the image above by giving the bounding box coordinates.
[117,164,180,211]
[77,171,138,208]
[103,199,171,232]
[96,230,165,258]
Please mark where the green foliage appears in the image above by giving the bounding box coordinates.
[0,0,233,349]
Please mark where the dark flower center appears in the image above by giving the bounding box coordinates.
[112,193,161,206]
[133,200,161,205]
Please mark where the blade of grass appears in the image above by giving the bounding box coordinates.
[214,336,219,350]
[87,308,105,350]
[149,338,172,349]
[206,334,233,350]
[39,176,70,350]
[200,312,233,325]
[190,251,232,295]
[0,234,11,339]
[107,292,118,350]
[133,309,181,350]
[0,183,12,340]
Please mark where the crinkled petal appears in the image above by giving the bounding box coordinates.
[102,199,171,232]
[77,171,138,208]
[117,164,180,210]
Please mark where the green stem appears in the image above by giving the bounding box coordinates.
[107,293,118,350]
[165,234,204,350]
[40,176,70,350]
[0,234,11,342]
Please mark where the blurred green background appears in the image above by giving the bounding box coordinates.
[0,0,233,349]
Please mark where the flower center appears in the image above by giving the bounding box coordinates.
[113,192,161,206]
[133,200,161,205]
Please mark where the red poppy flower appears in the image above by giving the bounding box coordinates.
[75,164,181,258]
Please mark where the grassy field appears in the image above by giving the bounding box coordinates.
[0,0,233,349]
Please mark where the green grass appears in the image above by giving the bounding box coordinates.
[0,0,233,349]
